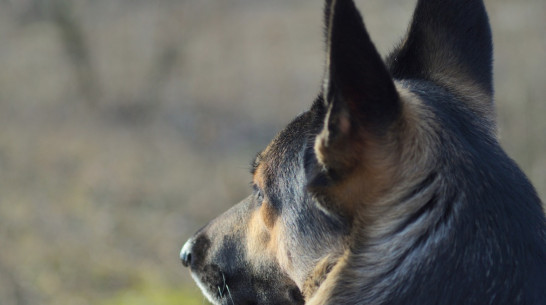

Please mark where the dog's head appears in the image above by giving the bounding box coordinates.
[180,103,350,304]
[181,0,494,304]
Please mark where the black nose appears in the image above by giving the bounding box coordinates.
[180,238,193,267]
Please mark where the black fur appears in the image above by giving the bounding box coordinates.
[387,0,494,95]
[324,0,400,133]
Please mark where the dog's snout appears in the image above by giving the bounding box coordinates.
[180,233,212,270]
[180,238,194,267]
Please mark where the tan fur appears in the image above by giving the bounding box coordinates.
[302,254,345,299]
[260,200,277,229]
[305,252,350,305]
[246,206,288,269]
[247,163,298,281]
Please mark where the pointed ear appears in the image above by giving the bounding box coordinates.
[387,0,493,98]
[315,0,400,175]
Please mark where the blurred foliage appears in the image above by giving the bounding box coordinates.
[0,0,544,304]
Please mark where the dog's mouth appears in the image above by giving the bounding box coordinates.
[190,263,304,305]
[190,264,237,305]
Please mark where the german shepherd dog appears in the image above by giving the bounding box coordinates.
[180,0,546,304]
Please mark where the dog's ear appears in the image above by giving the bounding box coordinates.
[322,0,399,133]
[387,0,493,104]
[309,0,400,214]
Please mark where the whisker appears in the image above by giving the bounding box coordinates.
[221,272,228,295]
[225,284,235,305]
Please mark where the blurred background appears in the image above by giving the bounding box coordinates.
[0,0,544,304]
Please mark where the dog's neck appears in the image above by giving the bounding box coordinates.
[305,171,447,304]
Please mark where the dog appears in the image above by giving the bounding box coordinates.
[180,0,546,304]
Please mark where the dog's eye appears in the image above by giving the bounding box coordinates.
[253,184,265,205]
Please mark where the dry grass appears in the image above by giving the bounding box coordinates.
[0,0,544,304]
